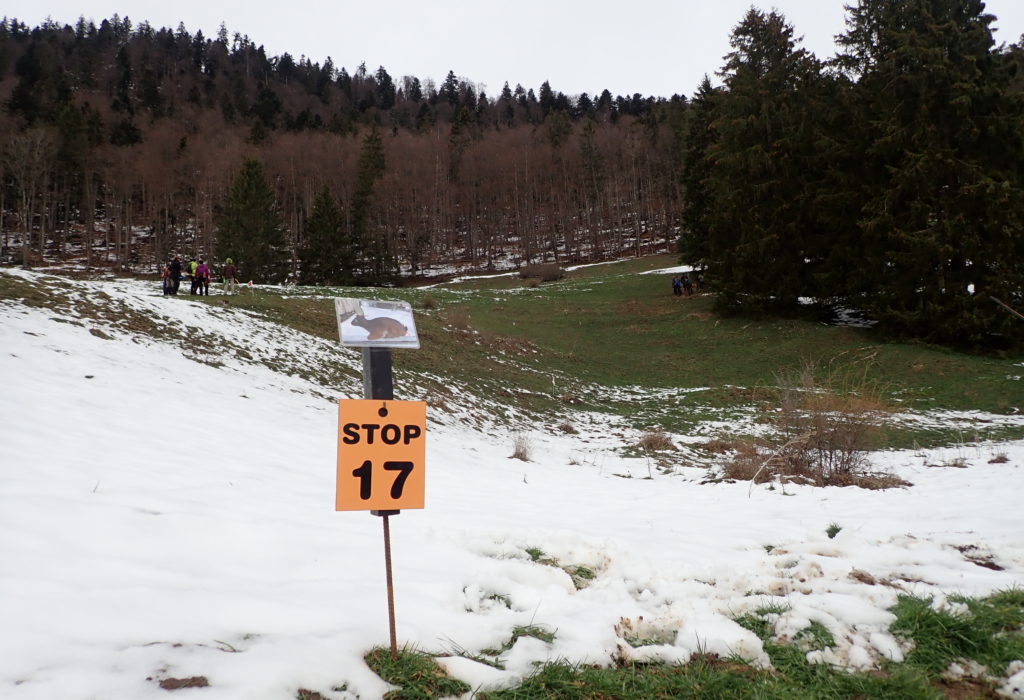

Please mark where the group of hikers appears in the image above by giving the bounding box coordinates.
[162,255,239,296]
[671,272,704,297]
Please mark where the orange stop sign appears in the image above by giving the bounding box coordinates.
[336,399,426,511]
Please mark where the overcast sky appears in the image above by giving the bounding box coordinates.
[6,1,1024,98]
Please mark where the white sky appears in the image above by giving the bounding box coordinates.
[5,0,1024,99]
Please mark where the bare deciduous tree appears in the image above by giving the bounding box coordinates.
[3,129,56,267]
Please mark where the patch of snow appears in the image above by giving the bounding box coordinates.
[2,269,1023,699]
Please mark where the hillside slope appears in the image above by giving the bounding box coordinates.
[2,269,1023,699]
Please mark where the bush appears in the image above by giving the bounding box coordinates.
[637,431,675,452]
[519,263,564,282]
[722,361,901,488]
[511,433,532,461]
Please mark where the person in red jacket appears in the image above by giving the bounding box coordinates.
[221,258,238,295]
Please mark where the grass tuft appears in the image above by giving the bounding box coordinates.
[637,430,676,452]
[481,625,557,657]
[364,646,471,700]
[525,547,546,563]
[890,591,1024,676]
[511,433,533,461]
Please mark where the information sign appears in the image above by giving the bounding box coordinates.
[336,399,426,511]
[335,298,420,349]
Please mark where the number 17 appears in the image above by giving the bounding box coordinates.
[352,460,414,500]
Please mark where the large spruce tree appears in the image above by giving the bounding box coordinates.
[299,185,356,285]
[350,126,396,285]
[837,0,1024,347]
[216,159,288,283]
[703,9,826,312]
[678,76,720,271]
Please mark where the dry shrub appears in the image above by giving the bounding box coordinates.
[519,263,564,282]
[557,422,578,434]
[511,433,532,461]
[419,294,438,310]
[703,438,737,454]
[637,431,676,452]
[723,361,901,489]
[720,440,771,482]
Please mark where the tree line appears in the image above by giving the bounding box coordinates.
[0,14,684,286]
[1,3,1023,349]
[681,1,1024,349]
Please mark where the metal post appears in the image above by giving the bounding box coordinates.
[362,347,394,400]
[364,346,399,658]
[381,513,398,659]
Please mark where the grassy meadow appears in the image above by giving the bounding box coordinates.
[193,253,1024,450]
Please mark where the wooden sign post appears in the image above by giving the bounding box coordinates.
[334,299,422,659]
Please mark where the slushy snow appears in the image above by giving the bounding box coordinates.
[2,268,1023,699]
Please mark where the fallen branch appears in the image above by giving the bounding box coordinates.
[991,296,1024,322]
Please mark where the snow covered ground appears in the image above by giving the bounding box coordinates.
[2,269,1023,699]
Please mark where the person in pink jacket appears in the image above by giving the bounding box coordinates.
[195,259,211,296]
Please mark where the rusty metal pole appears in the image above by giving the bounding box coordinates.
[381,513,398,660]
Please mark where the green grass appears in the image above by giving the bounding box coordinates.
[474,591,1024,699]
[198,254,1024,447]
[6,256,1024,449]
[891,589,1024,675]
[481,625,557,657]
[477,655,941,700]
[363,646,471,699]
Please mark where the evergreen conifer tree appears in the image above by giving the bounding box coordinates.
[216,159,288,283]
[678,76,719,271]
[837,0,1024,347]
[299,185,355,285]
[704,9,824,312]
[350,127,396,285]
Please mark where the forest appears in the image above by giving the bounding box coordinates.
[1,0,1023,348]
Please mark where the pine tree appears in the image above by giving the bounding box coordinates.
[216,159,288,283]
[448,105,474,181]
[299,185,355,285]
[704,9,825,312]
[439,70,459,107]
[350,127,395,285]
[837,0,1024,347]
[374,66,395,110]
[678,76,719,270]
[538,80,555,116]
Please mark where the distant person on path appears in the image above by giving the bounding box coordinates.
[222,258,238,295]
[169,256,183,295]
[696,272,705,293]
[672,275,683,297]
[683,275,693,296]
[162,262,172,295]
[188,257,199,295]
[195,259,211,296]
